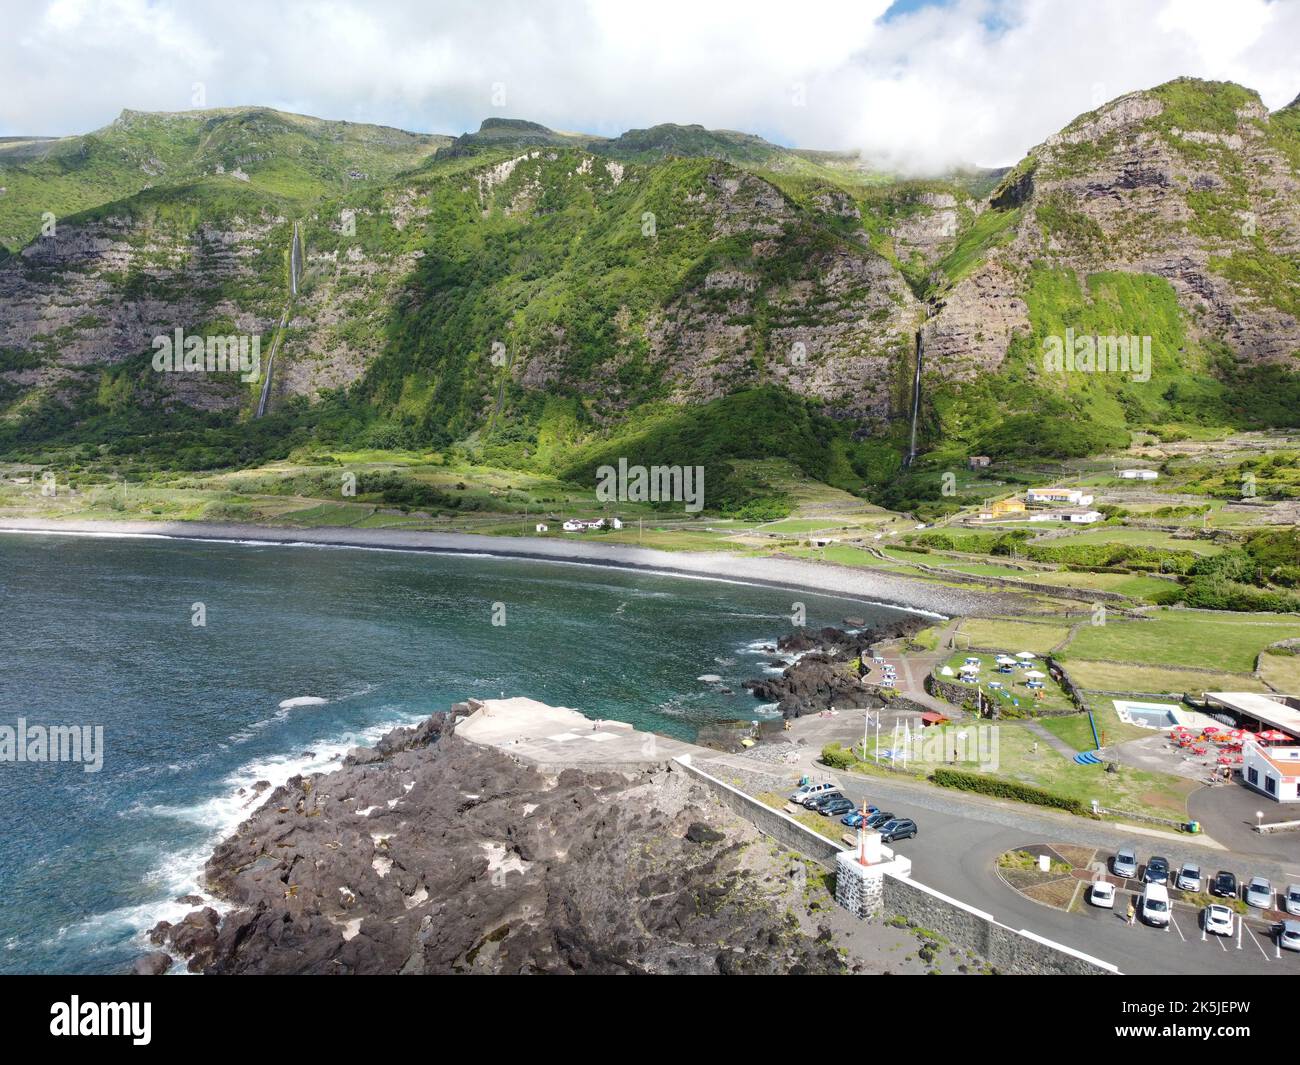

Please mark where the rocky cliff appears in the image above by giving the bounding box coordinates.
[147,709,847,974]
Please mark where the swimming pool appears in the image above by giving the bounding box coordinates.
[1112,700,1220,732]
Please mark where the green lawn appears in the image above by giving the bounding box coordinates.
[1040,703,1149,750]
[940,650,1075,713]
[1061,610,1299,672]
[1026,570,1179,599]
[856,721,1194,823]
[1049,526,1225,554]
[1063,660,1268,694]
[957,618,1072,654]
[1260,650,1300,693]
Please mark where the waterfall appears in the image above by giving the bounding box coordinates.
[289,222,301,297]
[906,331,923,466]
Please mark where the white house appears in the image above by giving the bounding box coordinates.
[1118,469,1159,481]
[611,517,625,529]
[1242,740,1300,803]
[1027,507,1102,524]
[534,522,548,533]
[1204,692,1300,802]
[1025,487,1094,506]
[562,519,606,532]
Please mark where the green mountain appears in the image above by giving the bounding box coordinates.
[0,81,1297,504]
[0,107,448,252]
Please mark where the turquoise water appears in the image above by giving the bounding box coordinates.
[0,531,914,974]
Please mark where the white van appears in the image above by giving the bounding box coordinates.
[1140,883,1170,927]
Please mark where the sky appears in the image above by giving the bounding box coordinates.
[3,0,1298,172]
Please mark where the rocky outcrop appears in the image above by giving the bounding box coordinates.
[744,620,927,718]
[151,708,846,975]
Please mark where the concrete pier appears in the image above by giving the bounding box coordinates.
[453,697,710,772]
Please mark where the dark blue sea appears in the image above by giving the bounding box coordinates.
[0,531,913,973]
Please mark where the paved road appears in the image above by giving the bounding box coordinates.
[829,771,1300,976]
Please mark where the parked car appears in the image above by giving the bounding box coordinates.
[1140,883,1171,927]
[1176,863,1202,893]
[1211,870,1238,898]
[1284,884,1300,917]
[790,781,837,804]
[1144,856,1170,885]
[865,810,895,829]
[1112,847,1138,879]
[877,818,918,842]
[1203,904,1234,937]
[820,797,856,817]
[806,790,845,811]
[841,809,868,828]
[1245,876,1273,909]
[1280,920,1300,953]
[1089,881,1116,909]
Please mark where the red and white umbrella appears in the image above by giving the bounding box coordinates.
[1201,725,1219,735]
[1258,730,1291,742]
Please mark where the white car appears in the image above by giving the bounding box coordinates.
[1089,881,1116,909]
[789,781,837,804]
[1281,920,1300,953]
[1176,863,1202,893]
[1140,884,1171,927]
[1285,884,1300,917]
[1203,904,1234,937]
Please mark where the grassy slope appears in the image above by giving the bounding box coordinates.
[0,107,446,252]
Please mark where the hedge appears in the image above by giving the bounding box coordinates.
[820,743,857,770]
[930,767,1088,815]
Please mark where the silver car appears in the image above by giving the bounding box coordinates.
[1281,920,1300,953]
[1244,876,1273,909]
[1285,884,1300,917]
[1176,863,1202,893]
[1112,847,1138,879]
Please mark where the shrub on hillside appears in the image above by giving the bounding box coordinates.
[820,743,857,770]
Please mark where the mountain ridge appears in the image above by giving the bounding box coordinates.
[0,77,1296,495]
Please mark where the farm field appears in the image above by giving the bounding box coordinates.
[1060,610,1298,673]
[1062,660,1268,695]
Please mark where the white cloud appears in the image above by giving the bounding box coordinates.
[1,0,1296,172]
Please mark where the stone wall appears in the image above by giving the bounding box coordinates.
[671,756,841,867]
[882,873,1118,975]
[834,850,885,918]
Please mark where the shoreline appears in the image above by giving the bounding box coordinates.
[0,515,1031,618]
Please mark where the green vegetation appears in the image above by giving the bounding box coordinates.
[932,767,1087,815]
[1060,610,1299,672]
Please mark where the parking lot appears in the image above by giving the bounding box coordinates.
[1071,883,1300,967]
[819,770,1299,975]
[1070,852,1300,968]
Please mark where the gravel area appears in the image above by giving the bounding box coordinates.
[0,518,1034,618]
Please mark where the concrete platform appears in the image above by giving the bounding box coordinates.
[453,697,710,772]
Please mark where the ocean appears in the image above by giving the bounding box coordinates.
[0,531,913,973]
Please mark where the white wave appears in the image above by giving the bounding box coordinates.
[79,711,426,966]
[278,696,329,709]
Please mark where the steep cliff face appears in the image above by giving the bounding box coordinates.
[1,83,1297,469]
[327,148,922,440]
[0,188,288,416]
[924,79,1300,383]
